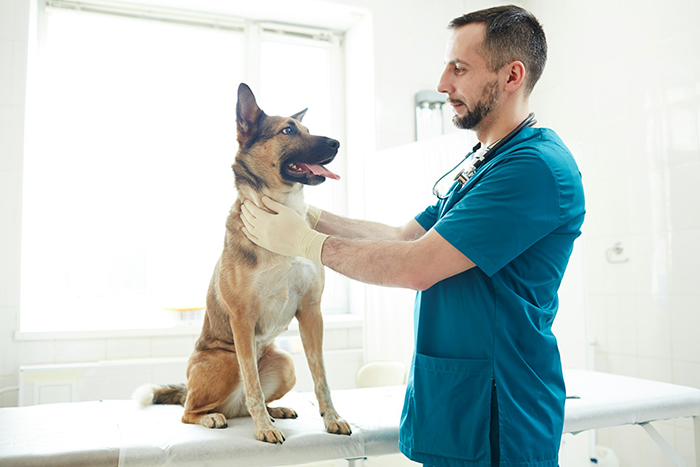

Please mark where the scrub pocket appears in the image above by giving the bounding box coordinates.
[403,352,493,462]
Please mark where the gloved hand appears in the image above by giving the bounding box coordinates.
[306,205,323,229]
[241,197,329,265]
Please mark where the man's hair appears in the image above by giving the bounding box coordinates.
[449,5,547,95]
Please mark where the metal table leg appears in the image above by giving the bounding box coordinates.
[693,417,699,467]
[640,422,686,467]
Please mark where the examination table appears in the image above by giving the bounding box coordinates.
[1,370,699,466]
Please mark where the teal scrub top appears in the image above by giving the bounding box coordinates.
[399,127,585,467]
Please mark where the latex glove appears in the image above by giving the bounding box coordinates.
[241,197,328,265]
[306,205,323,229]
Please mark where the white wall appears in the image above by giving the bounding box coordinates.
[323,0,465,149]
[526,0,700,465]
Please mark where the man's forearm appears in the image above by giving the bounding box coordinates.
[320,236,425,290]
[319,227,475,291]
[315,210,403,241]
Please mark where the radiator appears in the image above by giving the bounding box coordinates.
[18,349,364,406]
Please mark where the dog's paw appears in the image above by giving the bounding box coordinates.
[324,414,352,436]
[256,424,286,444]
[200,413,228,429]
[267,406,298,419]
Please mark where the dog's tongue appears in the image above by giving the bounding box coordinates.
[300,163,341,180]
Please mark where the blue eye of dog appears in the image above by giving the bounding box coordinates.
[281,127,294,135]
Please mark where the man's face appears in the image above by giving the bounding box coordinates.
[438,23,502,131]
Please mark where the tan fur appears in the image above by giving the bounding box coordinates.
[136,84,349,444]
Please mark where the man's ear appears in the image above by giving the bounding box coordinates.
[503,61,526,93]
[290,108,308,122]
[236,83,266,143]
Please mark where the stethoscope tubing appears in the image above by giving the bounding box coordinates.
[432,112,537,199]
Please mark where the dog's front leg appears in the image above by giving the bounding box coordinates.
[296,293,352,436]
[229,314,286,444]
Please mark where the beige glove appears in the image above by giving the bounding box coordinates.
[306,205,323,229]
[241,197,328,265]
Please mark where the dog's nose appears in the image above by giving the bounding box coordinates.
[326,138,340,149]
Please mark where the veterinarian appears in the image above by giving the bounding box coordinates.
[242,5,585,467]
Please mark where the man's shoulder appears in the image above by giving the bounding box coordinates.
[507,127,568,153]
[504,128,578,173]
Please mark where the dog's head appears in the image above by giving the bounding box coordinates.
[233,83,340,192]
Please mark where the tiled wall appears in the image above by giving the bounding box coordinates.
[527,0,700,465]
[17,327,363,406]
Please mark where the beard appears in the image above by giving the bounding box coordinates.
[451,80,500,130]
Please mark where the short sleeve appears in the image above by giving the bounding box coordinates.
[434,154,560,277]
[415,201,440,232]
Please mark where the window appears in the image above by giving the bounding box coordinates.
[21,2,347,332]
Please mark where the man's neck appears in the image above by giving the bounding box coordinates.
[477,103,531,147]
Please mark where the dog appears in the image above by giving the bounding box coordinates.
[134,83,350,444]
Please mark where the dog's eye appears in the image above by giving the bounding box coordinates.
[281,126,294,135]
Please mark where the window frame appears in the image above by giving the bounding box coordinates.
[20,0,349,333]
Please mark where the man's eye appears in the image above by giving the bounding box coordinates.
[281,127,293,135]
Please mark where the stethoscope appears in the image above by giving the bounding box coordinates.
[432,112,537,199]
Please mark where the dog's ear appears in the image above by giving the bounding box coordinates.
[236,83,265,143]
[290,108,308,122]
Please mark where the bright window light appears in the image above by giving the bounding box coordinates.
[260,37,348,312]
[21,7,347,332]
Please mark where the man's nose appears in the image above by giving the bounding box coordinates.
[437,66,453,95]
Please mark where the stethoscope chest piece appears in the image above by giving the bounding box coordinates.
[454,163,478,186]
[455,171,471,185]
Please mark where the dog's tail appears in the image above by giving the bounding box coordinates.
[133,383,187,406]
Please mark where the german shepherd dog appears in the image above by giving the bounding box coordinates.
[134,83,350,444]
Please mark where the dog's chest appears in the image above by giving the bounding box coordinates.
[253,257,320,352]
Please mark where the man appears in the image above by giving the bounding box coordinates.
[241,5,585,467]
